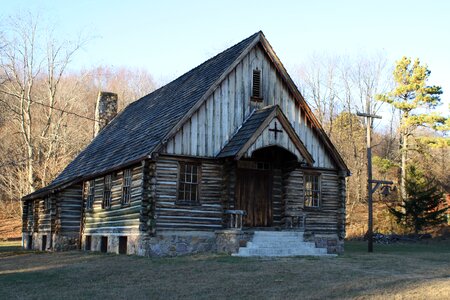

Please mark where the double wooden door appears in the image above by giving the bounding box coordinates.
[235,169,273,227]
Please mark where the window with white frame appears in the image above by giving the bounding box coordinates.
[102,175,112,209]
[304,173,321,208]
[121,169,132,205]
[85,180,95,210]
[177,162,200,204]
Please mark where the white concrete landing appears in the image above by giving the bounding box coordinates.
[232,231,334,257]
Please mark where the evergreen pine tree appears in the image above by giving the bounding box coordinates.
[388,165,448,234]
[376,57,446,200]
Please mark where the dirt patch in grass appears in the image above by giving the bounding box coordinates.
[0,240,449,299]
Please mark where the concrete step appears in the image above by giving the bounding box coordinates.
[252,231,304,237]
[233,247,330,257]
[246,241,316,249]
[233,230,331,257]
[251,237,306,243]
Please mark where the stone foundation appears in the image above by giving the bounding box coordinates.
[24,230,345,256]
[144,231,216,256]
[82,234,144,255]
[215,229,252,254]
[22,232,33,250]
[22,232,78,251]
[80,231,215,257]
[313,234,344,254]
[52,233,79,251]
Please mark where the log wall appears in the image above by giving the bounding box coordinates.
[55,184,83,235]
[272,168,283,226]
[82,164,143,235]
[37,196,55,233]
[154,155,223,231]
[284,168,341,235]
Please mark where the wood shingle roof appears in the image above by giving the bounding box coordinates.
[24,32,261,200]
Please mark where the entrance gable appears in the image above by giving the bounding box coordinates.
[218,105,314,165]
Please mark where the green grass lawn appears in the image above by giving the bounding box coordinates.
[1,239,449,299]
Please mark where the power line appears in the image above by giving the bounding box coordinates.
[0,97,98,122]
[30,99,98,122]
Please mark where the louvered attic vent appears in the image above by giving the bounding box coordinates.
[252,69,262,101]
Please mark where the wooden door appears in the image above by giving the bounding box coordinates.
[236,169,273,227]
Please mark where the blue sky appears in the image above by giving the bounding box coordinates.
[2,0,450,112]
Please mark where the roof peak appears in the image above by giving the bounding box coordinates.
[23,31,262,200]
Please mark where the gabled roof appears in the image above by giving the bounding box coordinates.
[24,32,261,200]
[24,31,349,201]
[217,105,314,165]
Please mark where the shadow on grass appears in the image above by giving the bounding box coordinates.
[0,239,449,299]
[345,239,450,255]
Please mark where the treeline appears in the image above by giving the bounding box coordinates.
[0,14,156,220]
[296,53,449,235]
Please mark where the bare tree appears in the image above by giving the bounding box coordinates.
[295,52,392,236]
[297,53,342,135]
[0,13,84,194]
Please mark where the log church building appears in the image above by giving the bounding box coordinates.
[22,32,349,256]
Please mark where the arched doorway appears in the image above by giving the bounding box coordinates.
[235,146,299,227]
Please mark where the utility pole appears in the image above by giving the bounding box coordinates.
[357,111,393,252]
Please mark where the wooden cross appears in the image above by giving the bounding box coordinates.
[269,122,283,140]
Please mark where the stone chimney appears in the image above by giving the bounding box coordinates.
[94,91,118,136]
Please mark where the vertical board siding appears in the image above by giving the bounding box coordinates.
[155,156,223,231]
[245,118,303,160]
[82,165,143,234]
[164,45,335,169]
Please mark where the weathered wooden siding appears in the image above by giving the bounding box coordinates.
[283,168,303,222]
[55,184,83,234]
[272,169,283,226]
[244,118,304,160]
[284,168,341,234]
[222,162,283,227]
[82,165,143,235]
[37,197,54,233]
[164,44,335,169]
[154,155,223,231]
[22,200,37,233]
[222,161,236,211]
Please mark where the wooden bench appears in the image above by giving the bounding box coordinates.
[224,210,246,229]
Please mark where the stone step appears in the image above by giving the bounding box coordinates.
[245,242,316,249]
[251,237,305,243]
[253,231,304,237]
[232,230,331,257]
[233,247,330,257]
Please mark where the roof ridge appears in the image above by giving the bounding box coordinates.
[23,31,263,200]
[125,31,262,109]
